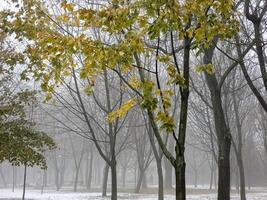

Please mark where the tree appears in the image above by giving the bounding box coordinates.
[0,1,238,200]
[0,34,55,169]
[0,32,55,200]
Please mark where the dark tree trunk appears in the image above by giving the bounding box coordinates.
[203,41,231,200]
[238,160,246,200]
[175,154,186,200]
[111,161,117,200]
[102,163,109,197]
[173,37,191,200]
[217,146,231,200]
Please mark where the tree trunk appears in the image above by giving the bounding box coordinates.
[156,160,164,200]
[102,163,109,197]
[12,166,16,192]
[237,158,246,200]
[235,167,239,192]
[194,169,198,188]
[41,170,47,194]
[164,158,173,189]
[203,41,231,200]
[173,37,191,200]
[73,167,80,192]
[209,158,214,190]
[217,145,231,200]
[87,149,94,190]
[111,161,117,200]
[122,166,127,188]
[135,169,144,193]
[175,155,186,200]
[142,172,147,189]
[232,81,246,200]
[22,165,27,200]
[55,168,60,191]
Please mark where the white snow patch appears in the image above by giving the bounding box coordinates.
[0,189,267,200]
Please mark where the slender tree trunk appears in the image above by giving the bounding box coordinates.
[12,166,16,192]
[73,166,80,192]
[102,163,109,197]
[209,158,214,190]
[164,157,173,189]
[22,165,27,200]
[156,160,164,200]
[164,137,173,190]
[142,172,147,189]
[194,169,198,188]
[235,167,239,192]
[173,37,191,200]
[237,158,246,200]
[41,170,47,194]
[111,161,117,200]
[232,82,246,200]
[135,169,144,193]
[214,167,217,190]
[55,168,60,191]
[122,166,127,188]
[87,149,93,190]
[59,166,65,189]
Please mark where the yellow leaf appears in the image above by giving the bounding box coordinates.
[107,98,137,122]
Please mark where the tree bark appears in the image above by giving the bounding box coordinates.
[203,41,231,200]
[135,169,144,193]
[122,166,127,188]
[232,80,246,200]
[22,165,27,200]
[55,167,60,191]
[102,163,109,197]
[86,147,94,190]
[164,138,174,189]
[142,172,148,189]
[156,160,164,200]
[12,166,16,192]
[175,152,186,200]
[209,162,213,190]
[111,160,117,200]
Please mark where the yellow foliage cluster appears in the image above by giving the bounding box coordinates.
[108,99,138,122]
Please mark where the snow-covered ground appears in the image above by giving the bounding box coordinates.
[0,189,267,200]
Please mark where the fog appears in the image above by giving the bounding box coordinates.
[0,0,267,200]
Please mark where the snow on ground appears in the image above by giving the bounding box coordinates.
[0,189,267,200]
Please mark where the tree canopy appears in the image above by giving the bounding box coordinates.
[0,32,56,169]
